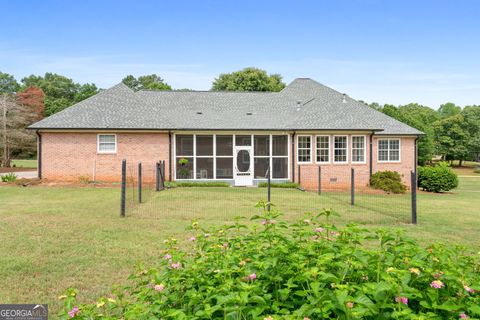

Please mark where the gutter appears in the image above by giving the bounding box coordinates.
[414,136,419,174]
[35,130,42,179]
[369,131,374,178]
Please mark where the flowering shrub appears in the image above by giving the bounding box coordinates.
[60,202,480,319]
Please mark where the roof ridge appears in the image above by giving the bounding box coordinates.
[138,89,278,94]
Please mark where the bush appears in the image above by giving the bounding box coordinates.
[370,171,407,194]
[165,181,230,188]
[257,182,300,188]
[1,172,17,182]
[60,203,480,319]
[418,162,459,193]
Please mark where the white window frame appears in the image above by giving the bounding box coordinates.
[377,138,401,163]
[97,134,117,154]
[333,135,348,164]
[297,135,312,164]
[315,135,330,164]
[351,135,367,164]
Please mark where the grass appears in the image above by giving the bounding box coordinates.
[1,177,479,317]
[11,159,38,168]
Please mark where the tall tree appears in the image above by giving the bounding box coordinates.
[461,105,480,162]
[433,114,470,165]
[22,73,99,116]
[438,102,461,118]
[16,86,46,121]
[74,83,99,103]
[1,94,37,166]
[0,71,20,94]
[211,67,286,92]
[122,74,172,91]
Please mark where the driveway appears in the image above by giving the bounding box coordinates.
[0,171,38,179]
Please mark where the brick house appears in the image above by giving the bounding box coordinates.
[29,78,422,190]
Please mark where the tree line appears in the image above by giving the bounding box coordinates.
[0,67,478,167]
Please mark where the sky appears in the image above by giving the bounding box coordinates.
[0,0,479,108]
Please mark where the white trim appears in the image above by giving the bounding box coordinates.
[315,135,330,164]
[97,134,117,154]
[377,138,401,163]
[296,135,313,164]
[351,135,367,164]
[287,134,291,180]
[333,135,348,164]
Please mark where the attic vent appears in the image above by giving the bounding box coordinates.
[196,111,203,115]
[246,112,253,115]
[342,93,347,103]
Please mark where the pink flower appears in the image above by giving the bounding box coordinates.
[395,296,408,305]
[163,254,172,260]
[303,318,311,320]
[189,236,196,242]
[314,227,324,233]
[68,306,79,318]
[459,313,469,319]
[430,280,445,289]
[248,273,257,280]
[262,219,276,225]
[154,284,165,292]
[464,285,474,293]
[346,302,354,309]
[222,243,229,249]
[170,262,182,269]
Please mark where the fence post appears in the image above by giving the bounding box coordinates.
[267,167,271,212]
[120,159,126,217]
[155,161,160,191]
[350,168,355,206]
[318,166,321,195]
[411,170,417,224]
[138,162,142,203]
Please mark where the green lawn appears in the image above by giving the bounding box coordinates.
[11,159,38,168]
[0,177,479,317]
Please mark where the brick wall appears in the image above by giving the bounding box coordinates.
[40,132,170,182]
[294,135,416,191]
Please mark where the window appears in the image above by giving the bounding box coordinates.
[316,136,329,163]
[195,135,214,179]
[351,136,366,163]
[334,136,348,163]
[378,139,400,162]
[97,134,116,153]
[297,136,311,163]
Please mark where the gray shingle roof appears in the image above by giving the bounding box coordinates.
[29,78,422,135]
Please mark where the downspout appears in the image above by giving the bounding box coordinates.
[291,132,296,182]
[168,131,172,181]
[35,130,42,179]
[414,136,419,174]
[369,131,374,179]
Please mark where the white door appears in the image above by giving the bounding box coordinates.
[234,146,253,186]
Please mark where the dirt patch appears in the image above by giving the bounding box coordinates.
[0,167,37,173]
